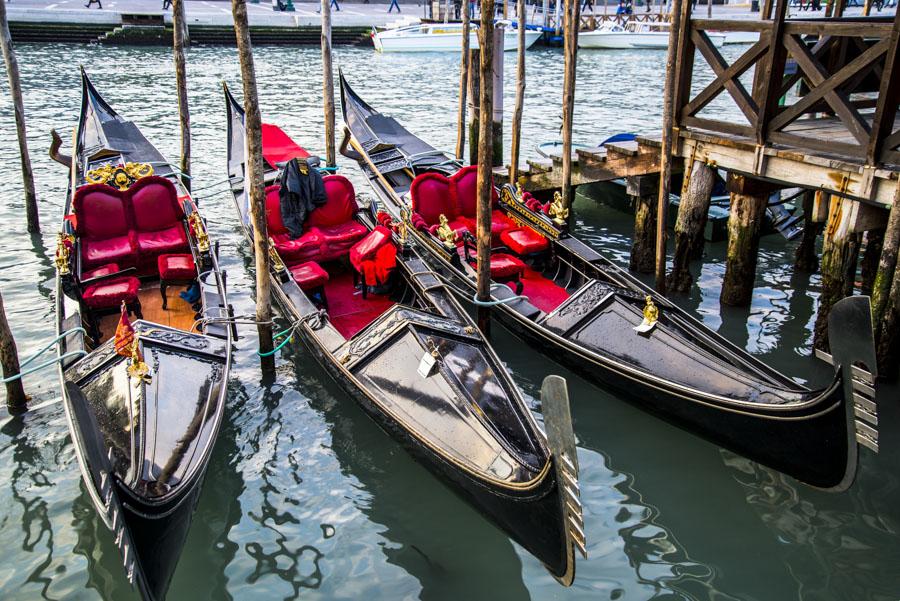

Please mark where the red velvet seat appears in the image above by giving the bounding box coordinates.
[158,254,196,280]
[265,184,325,262]
[82,276,140,310]
[450,166,513,240]
[82,263,122,280]
[289,261,329,290]
[488,254,526,279]
[130,177,189,272]
[410,172,457,226]
[310,176,366,257]
[501,227,550,255]
[350,226,398,295]
[74,184,138,271]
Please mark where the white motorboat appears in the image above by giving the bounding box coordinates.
[373,20,543,52]
[578,21,725,49]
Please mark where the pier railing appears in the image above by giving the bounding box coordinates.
[673,7,900,168]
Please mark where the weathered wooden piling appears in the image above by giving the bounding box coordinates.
[860,228,884,297]
[627,176,658,274]
[719,174,769,306]
[509,0,526,185]
[559,0,581,224]
[476,0,495,335]
[490,25,504,167]
[173,0,191,192]
[466,46,481,166]
[666,160,715,292]
[0,0,39,234]
[0,292,27,410]
[455,0,470,161]
[872,183,900,328]
[813,196,861,351]
[321,0,336,167]
[232,0,275,371]
[793,190,821,272]
[876,261,900,378]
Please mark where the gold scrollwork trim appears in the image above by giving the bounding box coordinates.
[85,162,154,190]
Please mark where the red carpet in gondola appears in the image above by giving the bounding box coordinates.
[516,266,570,314]
[323,271,394,339]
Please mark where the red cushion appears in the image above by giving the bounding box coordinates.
[501,227,550,255]
[374,243,397,284]
[489,254,526,279]
[82,276,140,309]
[272,230,323,262]
[136,225,189,257]
[450,165,499,218]
[262,123,310,169]
[82,263,121,280]
[288,261,329,290]
[318,220,368,247]
[73,184,130,239]
[410,172,455,225]
[81,235,137,270]
[264,184,288,236]
[129,176,184,232]
[158,253,196,280]
[350,226,393,272]
[308,175,358,228]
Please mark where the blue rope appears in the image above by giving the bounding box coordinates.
[257,324,298,357]
[2,327,88,383]
[317,166,339,173]
[471,285,530,307]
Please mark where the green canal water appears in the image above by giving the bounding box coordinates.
[1,43,898,601]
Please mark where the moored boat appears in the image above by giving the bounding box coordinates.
[54,71,232,600]
[223,83,585,585]
[578,20,725,49]
[338,72,879,492]
[374,20,542,52]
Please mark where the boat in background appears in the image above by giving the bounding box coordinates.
[54,70,232,601]
[373,20,542,52]
[579,21,725,49]
[223,83,585,586]
[339,71,880,493]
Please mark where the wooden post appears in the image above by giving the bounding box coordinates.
[872,182,900,327]
[467,47,481,166]
[560,0,580,221]
[876,255,900,378]
[543,0,550,27]
[491,25,504,167]
[455,0,471,160]
[232,0,275,372]
[719,175,769,306]
[0,0,39,234]
[476,0,495,335]
[628,176,658,274]
[653,0,685,293]
[861,228,885,297]
[504,0,509,19]
[793,190,821,272]
[509,0,526,185]
[813,196,861,352]
[173,0,191,193]
[0,291,27,410]
[666,160,714,292]
[321,0,336,167]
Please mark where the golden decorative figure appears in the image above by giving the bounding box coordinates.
[54,233,73,275]
[548,191,569,226]
[515,182,524,199]
[189,212,211,253]
[398,208,410,245]
[85,162,153,189]
[436,214,458,248]
[634,295,660,334]
[267,237,286,273]
[126,336,151,383]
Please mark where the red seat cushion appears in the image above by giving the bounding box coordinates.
[136,225,189,257]
[350,226,393,272]
[308,175,358,228]
[319,221,368,258]
[158,253,196,280]
[288,261,329,291]
[74,184,131,239]
[81,235,137,271]
[501,227,550,255]
[264,184,288,235]
[129,176,184,233]
[489,254,526,279]
[262,123,310,170]
[410,172,455,225]
[82,263,121,280]
[456,211,515,240]
[449,165,499,219]
[272,230,323,262]
[82,276,140,310]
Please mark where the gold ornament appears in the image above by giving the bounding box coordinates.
[126,335,151,384]
[436,214,458,248]
[548,191,569,226]
[268,237,286,273]
[85,162,153,190]
[189,212,211,253]
[55,232,73,275]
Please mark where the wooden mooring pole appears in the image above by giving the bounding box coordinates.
[455,0,470,161]
[719,174,770,306]
[321,0,336,167]
[476,0,496,335]
[467,46,481,166]
[232,0,275,372]
[666,160,715,292]
[173,0,191,192]
[0,292,27,410]
[0,0,39,234]
[509,0,526,185]
[560,0,581,222]
[793,190,821,272]
[860,228,884,297]
[491,25,504,167]
[627,176,658,274]
[873,181,900,376]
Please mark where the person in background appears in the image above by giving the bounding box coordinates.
[388,0,401,11]
[162,0,172,8]
[84,0,102,8]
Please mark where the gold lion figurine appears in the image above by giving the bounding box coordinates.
[436,214,458,248]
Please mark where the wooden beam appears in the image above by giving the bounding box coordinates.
[455,0,470,161]
[321,0,335,167]
[690,28,760,125]
[866,12,900,165]
[560,0,581,219]
[753,0,788,147]
[173,0,191,192]
[476,0,495,334]
[0,291,26,410]
[681,39,767,120]
[509,0,526,185]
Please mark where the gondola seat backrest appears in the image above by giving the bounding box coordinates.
[128,176,189,272]
[306,175,367,259]
[449,166,514,240]
[73,183,138,271]
[350,225,397,287]
[265,184,325,263]
[410,172,456,225]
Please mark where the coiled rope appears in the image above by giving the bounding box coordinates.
[1,328,88,384]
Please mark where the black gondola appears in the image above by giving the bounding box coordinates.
[54,70,232,601]
[223,83,586,585]
[337,72,880,492]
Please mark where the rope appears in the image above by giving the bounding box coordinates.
[408,269,530,307]
[1,328,88,383]
[472,284,530,306]
[256,311,323,357]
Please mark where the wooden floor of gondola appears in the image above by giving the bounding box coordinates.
[97,281,198,341]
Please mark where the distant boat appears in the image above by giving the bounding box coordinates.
[373,20,542,52]
[578,21,725,49]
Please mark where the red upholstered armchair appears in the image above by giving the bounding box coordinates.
[350,225,397,298]
[310,175,367,259]
[265,184,324,262]
[409,172,470,239]
[128,176,190,273]
[449,166,516,240]
[73,183,139,271]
